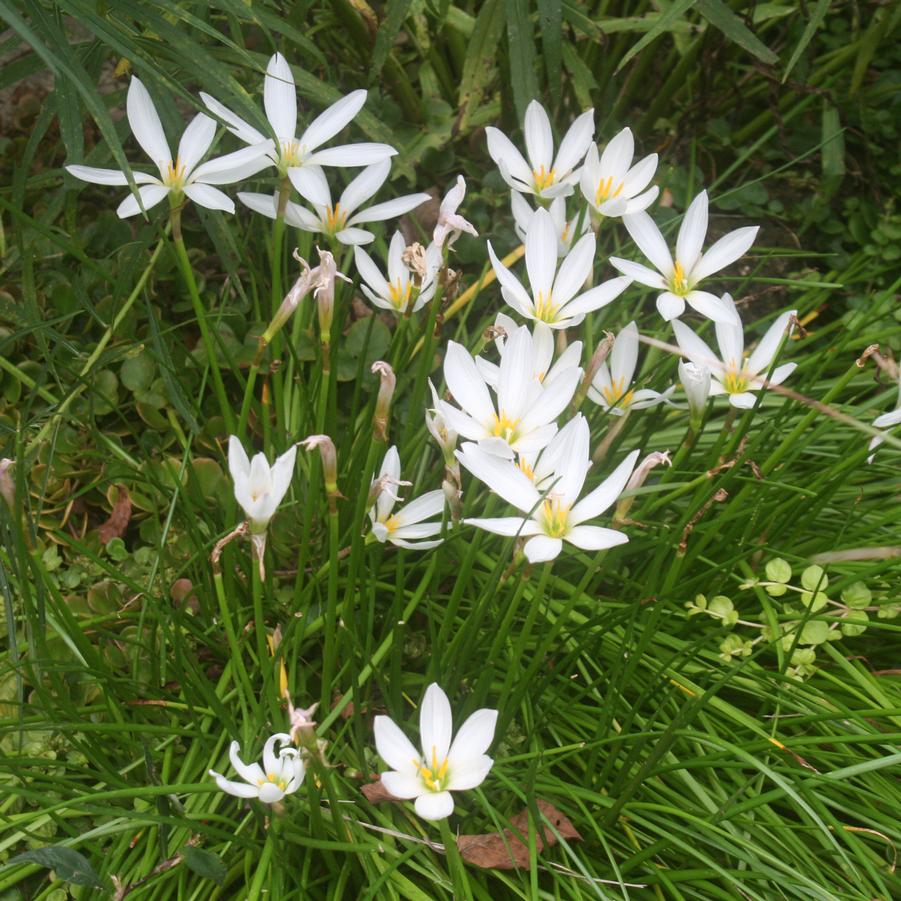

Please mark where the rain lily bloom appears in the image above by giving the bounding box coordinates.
[579,128,659,218]
[209,732,304,804]
[66,77,271,218]
[867,373,901,463]
[679,360,712,427]
[440,326,581,458]
[587,321,674,415]
[504,413,591,490]
[354,232,441,314]
[228,436,296,532]
[611,191,757,323]
[368,446,445,549]
[486,99,594,199]
[672,300,797,409]
[425,381,459,465]
[511,193,589,257]
[201,52,395,186]
[433,175,478,250]
[488,207,631,328]
[373,683,497,821]
[238,159,429,245]
[459,431,640,563]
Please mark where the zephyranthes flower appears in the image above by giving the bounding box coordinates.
[511,193,589,257]
[201,52,395,182]
[373,683,497,821]
[433,175,478,250]
[679,360,712,428]
[239,159,429,245]
[867,373,901,463]
[354,232,441,314]
[486,100,594,199]
[587,321,674,415]
[66,77,271,218]
[228,436,296,532]
[488,207,630,328]
[209,732,304,804]
[579,127,659,218]
[611,191,757,323]
[672,300,797,409]
[368,446,445,549]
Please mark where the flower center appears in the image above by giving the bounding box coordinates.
[723,367,749,394]
[388,278,413,311]
[533,291,559,323]
[383,514,400,532]
[532,165,556,192]
[414,746,449,792]
[163,158,187,188]
[280,139,305,167]
[490,411,521,443]
[541,496,570,538]
[322,203,348,235]
[257,772,288,791]
[670,260,690,296]
[601,377,634,409]
[595,176,624,206]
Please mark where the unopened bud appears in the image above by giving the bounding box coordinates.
[425,380,458,463]
[288,699,319,750]
[263,252,314,345]
[615,451,671,522]
[442,478,462,522]
[0,459,14,511]
[301,434,339,511]
[573,331,615,411]
[371,361,396,442]
[679,360,711,429]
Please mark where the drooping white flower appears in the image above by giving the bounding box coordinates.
[579,128,659,218]
[228,436,297,533]
[679,360,711,426]
[610,191,757,323]
[368,446,444,549]
[867,373,901,463]
[511,193,589,257]
[201,52,395,184]
[440,326,581,458]
[209,732,304,804]
[672,300,797,409]
[238,159,429,245]
[459,423,639,563]
[486,100,594,199]
[433,175,478,250]
[373,683,497,821]
[587,321,674,415]
[66,78,272,218]
[354,232,441,314]
[488,207,630,329]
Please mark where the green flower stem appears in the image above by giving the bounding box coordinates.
[213,571,252,722]
[251,552,271,709]
[319,497,341,710]
[438,816,471,899]
[246,825,276,901]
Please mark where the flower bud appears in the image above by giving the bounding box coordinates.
[679,360,711,429]
[371,361,396,442]
[263,251,314,344]
[425,380,458,464]
[433,175,478,252]
[0,459,15,511]
[301,435,339,513]
[614,451,671,522]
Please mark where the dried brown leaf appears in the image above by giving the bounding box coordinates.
[361,778,403,804]
[96,485,132,543]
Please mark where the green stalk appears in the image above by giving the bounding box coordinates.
[438,817,471,899]
[320,498,341,710]
[213,571,253,720]
[246,827,276,901]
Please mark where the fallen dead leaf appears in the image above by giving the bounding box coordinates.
[361,778,403,804]
[96,485,132,543]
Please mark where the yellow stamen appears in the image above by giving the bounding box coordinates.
[490,411,521,442]
[595,176,625,206]
[541,496,570,538]
[388,278,413,311]
[280,138,303,166]
[519,459,535,481]
[383,514,400,532]
[532,165,556,192]
[324,203,347,234]
[670,260,690,296]
[533,291,559,323]
[164,157,187,188]
[413,750,451,792]
[600,377,634,409]
[723,368,749,394]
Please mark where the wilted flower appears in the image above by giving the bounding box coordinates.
[209,732,304,803]
[433,175,478,250]
[354,232,441,314]
[373,683,497,821]
[228,436,296,532]
[579,128,659,218]
[511,193,589,257]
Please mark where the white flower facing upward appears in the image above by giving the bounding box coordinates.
[209,732,304,804]
[487,100,594,199]
[488,207,631,329]
[672,300,797,409]
[611,191,758,323]
[587,321,674,415]
[867,373,901,463]
[354,232,441,314]
[369,446,445,549]
[511,193,590,258]
[459,419,640,563]
[66,78,271,218]
[228,436,297,533]
[239,159,429,245]
[579,128,659,218]
[373,683,498,821]
[201,52,395,183]
[433,175,478,250]
[440,325,582,458]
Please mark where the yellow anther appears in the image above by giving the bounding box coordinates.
[164,157,186,188]
[533,291,559,323]
[519,460,535,481]
[490,412,521,441]
[541,497,570,538]
[324,203,347,234]
[671,260,689,295]
[383,514,400,532]
[532,165,557,192]
[595,176,625,206]
[388,279,413,310]
[723,369,749,394]
[601,377,634,409]
[280,139,302,166]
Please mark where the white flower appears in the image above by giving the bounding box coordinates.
[354,232,441,314]
[373,683,497,821]
[488,207,630,329]
[228,435,297,533]
[672,300,797,409]
[679,360,711,425]
[459,421,639,563]
[201,52,395,183]
[867,373,901,463]
[425,381,458,462]
[209,733,304,804]
[486,100,594,199]
[66,77,271,218]
[511,193,589,257]
[610,191,758,323]
[440,325,581,458]
[579,128,659,217]
[369,446,445,549]
[508,413,591,489]
[238,159,429,245]
[587,321,674,415]
[433,175,478,250]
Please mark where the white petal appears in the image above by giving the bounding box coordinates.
[268,445,297,507]
[553,233,595,306]
[524,535,563,562]
[116,184,170,218]
[237,191,278,220]
[566,525,629,550]
[463,516,539,536]
[308,142,396,167]
[550,414,592,506]
[456,445,540,512]
[126,77,171,170]
[446,754,493,791]
[448,708,497,764]
[65,165,156,186]
[354,245,390,299]
[767,362,796,386]
[511,190,533,240]
[526,208,557,300]
[415,791,454,820]
[376,445,401,521]
[533,323,557,378]
[520,367,581,433]
[379,770,422,799]
[671,320,720,370]
[177,113,217,176]
[394,491,445,527]
[288,164,332,208]
[200,91,266,146]
[621,152,658,196]
[621,185,659,215]
[729,392,759,409]
[485,127,533,186]
[748,311,794,375]
[349,193,430,225]
[339,159,391,216]
[715,319,745,371]
[390,537,444,550]
[192,141,275,184]
[656,292,686,321]
[599,127,633,180]
[676,191,708,275]
[419,683,453,763]
[690,226,759,283]
[387,231,406,283]
[228,741,265,785]
[611,321,639,386]
[228,435,250,481]
[553,108,594,175]
[524,99,553,170]
[622,210,673,277]
[444,342,496,425]
[210,771,260,799]
[686,290,740,324]
[373,715,420,773]
[264,52,297,140]
[488,242,534,314]
[301,89,367,150]
[497,326,533,421]
[391,522,443,540]
[183,183,235,213]
[439,403,489,442]
[559,277,630,319]
[569,448,640,525]
[609,257,667,290]
[336,226,374,245]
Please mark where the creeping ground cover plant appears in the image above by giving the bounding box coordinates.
[2,7,900,900]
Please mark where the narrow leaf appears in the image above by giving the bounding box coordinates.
[457,0,505,133]
[538,0,562,107]
[504,0,540,123]
[782,0,831,82]
[371,0,414,80]
[695,0,779,65]
[616,0,696,73]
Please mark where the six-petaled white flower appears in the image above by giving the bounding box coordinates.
[489,207,630,329]
[511,193,589,258]
[209,732,305,804]
[611,191,757,323]
[579,128,659,218]
[588,321,674,415]
[354,232,441,314]
[368,446,445,549]
[66,77,271,218]
[672,299,797,409]
[228,436,297,533]
[486,100,594,199]
[373,682,497,821]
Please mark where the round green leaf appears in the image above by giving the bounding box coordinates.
[800,565,828,591]
[765,558,792,583]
